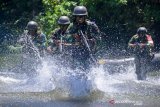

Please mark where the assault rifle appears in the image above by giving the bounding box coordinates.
[78,30,98,66]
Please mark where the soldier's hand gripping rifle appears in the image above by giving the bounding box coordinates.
[78,30,98,66]
[59,33,73,55]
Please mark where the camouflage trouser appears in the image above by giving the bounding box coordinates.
[134,55,152,80]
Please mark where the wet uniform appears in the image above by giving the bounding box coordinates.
[19,31,47,57]
[69,20,100,71]
[32,32,47,56]
[18,31,47,75]
[50,28,73,53]
[49,28,74,68]
[128,34,154,80]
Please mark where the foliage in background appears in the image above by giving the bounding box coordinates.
[36,0,76,37]
[78,0,160,50]
[0,0,160,51]
[0,0,43,30]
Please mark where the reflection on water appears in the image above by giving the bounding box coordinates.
[0,54,160,107]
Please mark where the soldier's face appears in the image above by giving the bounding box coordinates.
[28,29,36,35]
[76,16,85,24]
[60,25,68,31]
[138,33,145,37]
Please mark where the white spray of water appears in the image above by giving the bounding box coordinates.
[29,60,55,92]
[0,58,142,93]
[0,76,26,85]
[0,55,160,100]
[89,60,137,93]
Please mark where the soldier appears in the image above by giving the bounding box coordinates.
[47,16,73,68]
[19,21,47,57]
[128,27,154,80]
[47,16,72,54]
[17,21,47,76]
[69,6,101,71]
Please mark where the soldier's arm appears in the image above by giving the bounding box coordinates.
[88,22,101,53]
[67,23,79,46]
[52,29,63,46]
[137,35,154,48]
[46,33,55,52]
[90,22,101,41]
[128,35,137,48]
[146,35,154,47]
[47,38,53,53]
[90,22,101,43]
[39,33,47,49]
[37,33,47,56]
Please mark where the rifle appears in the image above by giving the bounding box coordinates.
[59,34,63,53]
[59,33,73,55]
[78,30,98,66]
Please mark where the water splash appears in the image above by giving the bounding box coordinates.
[0,51,160,101]
[88,60,136,93]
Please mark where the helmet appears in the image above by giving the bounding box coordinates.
[26,21,38,30]
[73,6,88,16]
[58,16,70,25]
[137,27,147,34]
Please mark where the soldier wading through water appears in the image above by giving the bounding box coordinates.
[128,27,154,80]
[69,6,101,72]
[18,21,47,75]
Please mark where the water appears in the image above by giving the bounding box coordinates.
[0,31,160,106]
[0,27,156,107]
[0,53,160,107]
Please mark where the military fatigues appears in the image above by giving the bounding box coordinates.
[128,34,154,80]
[49,28,73,54]
[17,31,47,76]
[69,20,100,71]
[32,32,47,56]
[19,31,47,57]
[49,28,74,68]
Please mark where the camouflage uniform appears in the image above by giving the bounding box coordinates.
[49,28,73,54]
[32,32,47,54]
[19,30,47,57]
[128,33,154,80]
[49,28,74,68]
[17,30,47,76]
[69,20,101,71]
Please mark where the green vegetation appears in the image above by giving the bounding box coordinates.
[0,0,160,50]
[36,0,76,36]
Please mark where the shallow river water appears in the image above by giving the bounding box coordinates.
[0,54,160,107]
